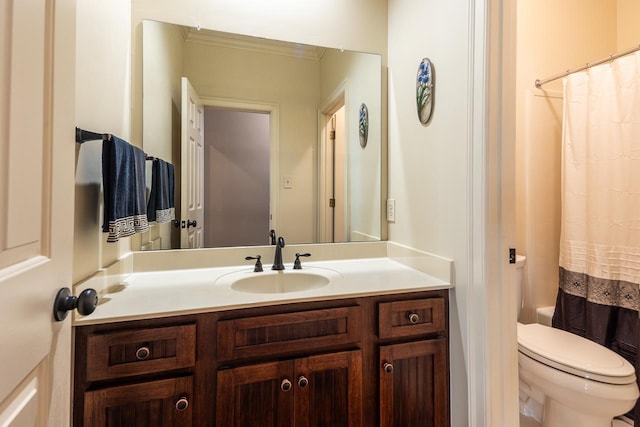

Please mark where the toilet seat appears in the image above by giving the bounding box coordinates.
[517,323,636,385]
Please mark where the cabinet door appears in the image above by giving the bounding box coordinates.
[83,376,193,427]
[217,361,294,427]
[379,339,448,427]
[294,350,362,427]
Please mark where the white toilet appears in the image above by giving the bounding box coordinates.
[516,255,639,427]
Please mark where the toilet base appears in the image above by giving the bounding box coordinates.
[543,398,616,427]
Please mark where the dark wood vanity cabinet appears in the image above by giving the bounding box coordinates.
[73,290,449,426]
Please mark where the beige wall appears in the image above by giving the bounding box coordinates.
[618,0,640,50]
[319,49,382,240]
[387,0,471,425]
[74,0,133,284]
[139,19,183,250]
[515,1,617,322]
[129,0,387,57]
[141,20,183,164]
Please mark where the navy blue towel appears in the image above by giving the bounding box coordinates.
[102,136,149,242]
[147,158,175,223]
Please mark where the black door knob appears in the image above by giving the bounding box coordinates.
[53,287,98,321]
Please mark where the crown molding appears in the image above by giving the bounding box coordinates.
[181,27,326,61]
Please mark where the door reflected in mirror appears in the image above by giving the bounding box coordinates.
[142,20,382,249]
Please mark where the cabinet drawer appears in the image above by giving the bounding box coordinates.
[86,324,196,381]
[84,376,193,426]
[378,298,445,339]
[217,306,362,362]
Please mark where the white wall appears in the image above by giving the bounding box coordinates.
[387,1,471,425]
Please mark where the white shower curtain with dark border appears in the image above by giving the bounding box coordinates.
[552,50,640,420]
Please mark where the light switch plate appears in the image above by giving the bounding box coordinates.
[283,176,293,189]
[386,199,396,222]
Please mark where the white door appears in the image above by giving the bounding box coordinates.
[0,0,76,426]
[180,77,205,248]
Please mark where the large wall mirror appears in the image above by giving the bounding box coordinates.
[142,20,382,249]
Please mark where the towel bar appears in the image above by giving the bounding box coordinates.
[75,127,110,143]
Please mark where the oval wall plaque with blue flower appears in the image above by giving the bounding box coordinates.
[416,58,434,125]
[359,103,369,148]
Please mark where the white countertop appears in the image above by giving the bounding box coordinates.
[75,257,451,325]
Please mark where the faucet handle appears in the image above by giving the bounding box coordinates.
[245,255,263,272]
[293,253,311,269]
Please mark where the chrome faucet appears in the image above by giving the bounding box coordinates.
[272,236,285,270]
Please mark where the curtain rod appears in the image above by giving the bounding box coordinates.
[535,44,640,88]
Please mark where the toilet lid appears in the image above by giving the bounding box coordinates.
[517,323,636,385]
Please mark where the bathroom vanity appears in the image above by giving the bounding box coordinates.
[72,256,451,426]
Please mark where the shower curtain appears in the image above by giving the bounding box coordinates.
[552,50,640,419]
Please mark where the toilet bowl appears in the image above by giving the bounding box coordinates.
[515,256,639,427]
[518,322,638,427]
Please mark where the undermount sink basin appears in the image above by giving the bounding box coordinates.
[231,272,329,294]
[216,267,341,294]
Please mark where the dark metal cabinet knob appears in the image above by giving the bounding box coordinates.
[297,376,309,388]
[53,287,98,321]
[135,346,150,360]
[408,313,420,324]
[281,379,292,392]
[175,397,189,411]
[383,362,394,374]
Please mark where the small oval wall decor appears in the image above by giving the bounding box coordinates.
[416,58,434,125]
[359,103,369,148]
